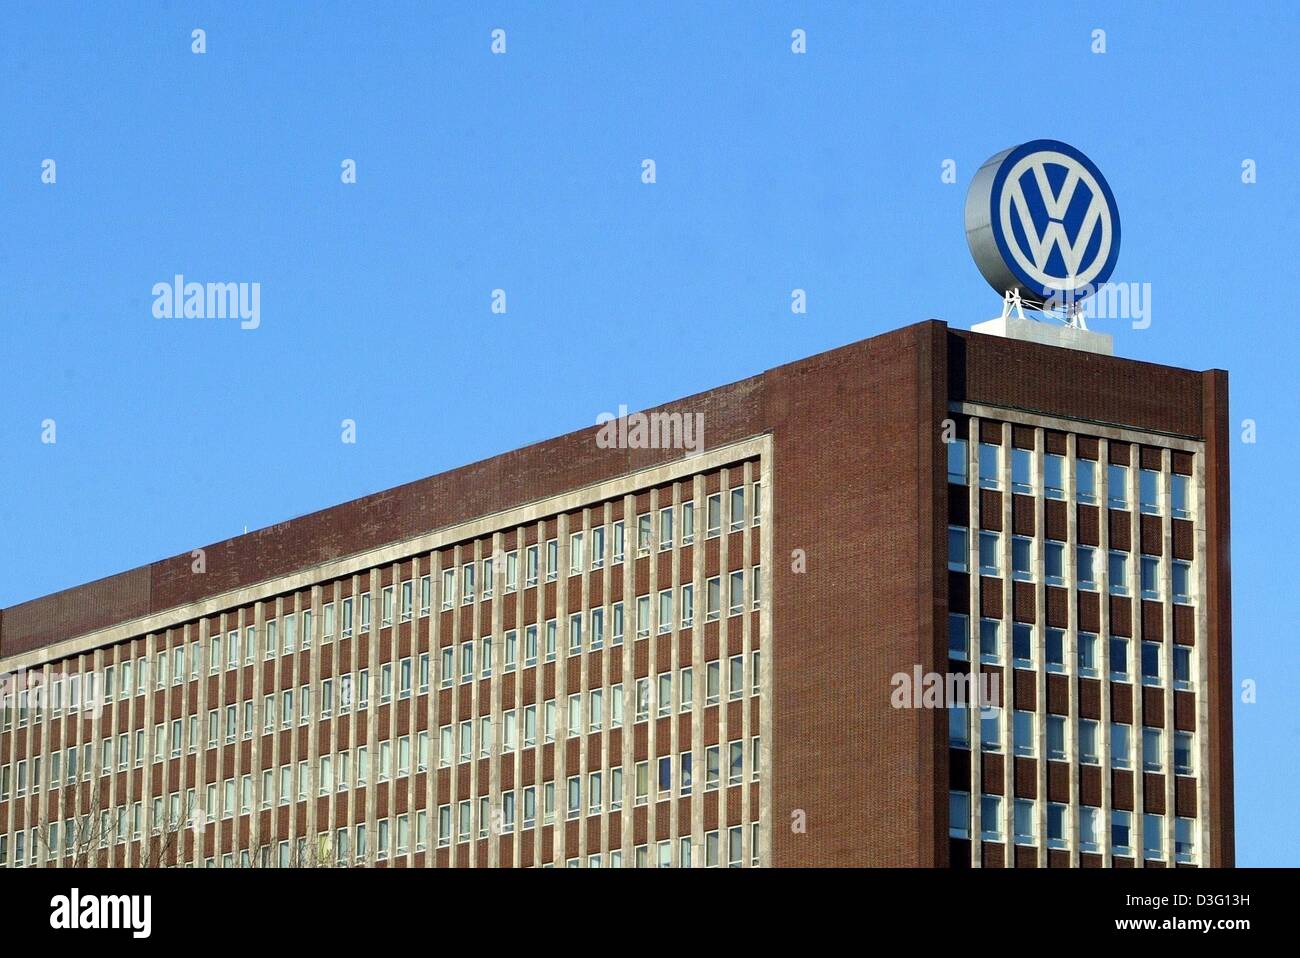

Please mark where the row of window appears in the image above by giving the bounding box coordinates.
[949,791,1197,863]
[948,439,1191,519]
[948,527,1193,603]
[0,653,761,802]
[947,614,1196,688]
[950,709,1196,776]
[0,738,763,868]
[0,564,763,734]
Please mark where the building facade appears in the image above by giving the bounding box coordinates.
[0,319,1234,868]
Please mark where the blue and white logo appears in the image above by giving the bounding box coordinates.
[965,140,1120,304]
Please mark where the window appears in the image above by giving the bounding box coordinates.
[1045,627,1065,673]
[461,562,475,605]
[382,586,394,627]
[545,619,557,662]
[1111,723,1132,770]
[1079,718,1099,765]
[680,584,694,629]
[1011,536,1032,581]
[503,630,518,670]
[590,526,605,569]
[978,443,1001,490]
[1077,545,1097,590]
[1045,540,1064,586]
[1173,560,1191,604]
[1047,803,1068,849]
[980,794,1002,842]
[1046,714,1066,761]
[947,438,968,485]
[1174,730,1194,776]
[706,494,721,538]
[1012,623,1033,669]
[1112,809,1133,857]
[978,531,1000,576]
[1142,726,1163,773]
[948,526,968,573]
[1141,640,1162,687]
[570,532,584,574]
[1110,636,1130,682]
[728,570,743,616]
[948,706,969,749]
[637,514,652,555]
[705,662,720,707]
[682,500,695,544]
[1011,448,1033,495]
[1141,555,1161,600]
[525,545,539,586]
[504,551,518,592]
[636,596,651,638]
[658,506,673,551]
[1173,645,1193,691]
[481,558,493,599]
[728,655,744,702]
[1175,817,1196,863]
[948,613,969,661]
[460,642,473,683]
[612,521,625,563]
[1078,632,1099,678]
[420,576,431,614]
[458,722,472,763]
[1014,798,1035,846]
[1143,813,1163,861]
[980,707,1002,753]
[949,791,970,839]
[729,486,746,532]
[1044,453,1065,499]
[1108,463,1129,510]
[979,618,1000,665]
[657,589,672,635]
[1139,468,1160,515]
[1076,457,1097,504]
[1079,806,1101,853]
[1013,710,1034,758]
[1171,473,1190,520]
[1108,550,1129,595]
[612,602,624,645]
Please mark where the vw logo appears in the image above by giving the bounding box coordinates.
[965,140,1120,304]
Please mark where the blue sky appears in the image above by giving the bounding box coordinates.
[1,1,1295,865]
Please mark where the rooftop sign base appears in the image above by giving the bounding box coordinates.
[972,313,1113,356]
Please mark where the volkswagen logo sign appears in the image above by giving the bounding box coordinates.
[965,140,1120,305]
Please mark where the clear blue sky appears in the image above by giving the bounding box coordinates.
[1,2,1295,866]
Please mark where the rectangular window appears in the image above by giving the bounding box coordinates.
[1141,640,1162,687]
[1108,463,1129,510]
[706,494,721,538]
[570,532,584,574]
[1044,453,1065,499]
[481,557,493,599]
[505,551,518,592]
[980,794,1002,842]
[1012,622,1033,668]
[1174,730,1194,776]
[979,443,1001,490]
[1139,468,1160,515]
[1080,806,1100,853]
[525,545,539,586]
[658,589,673,635]
[1078,631,1099,678]
[1141,555,1161,600]
[545,538,558,579]
[947,439,968,485]
[1045,540,1064,586]
[979,618,1000,665]
[948,526,968,573]
[1175,817,1196,863]
[1047,803,1068,850]
[1011,535,1032,581]
[1110,636,1131,682]
[1079,718,1099,765]
[1014,798,1036,846]
[1173,645,1193,691]
[1077,545,1097,591]
[948,706,969,749]
[612,521,625,563]
[1112,809,1133,857]
[420,575,431,614]
[1142,726,1163,773]
[1011,448,1033,495]
[979,531,1000,576]
[1173,560,1191,604]
[1109,550,1129,595]
[682,501,695,544]
[1143,813,1164,861]
[546,618,557,662]
[1013,710,1035,758]
[729,486,745,532]
[1111,723,1132,770]
[948,791,970,839]
[659,506,673,551]
[1045,627,1065,673]
[980,707,1002,753]
[1171,473,1190,520]
[461,562,475,605]
[590,526,605,570]
[1076,458,1097,505]
[1046,714,1066,761]
[948,613,969,661]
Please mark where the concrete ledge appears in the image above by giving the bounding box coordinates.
[972,314,1114,355]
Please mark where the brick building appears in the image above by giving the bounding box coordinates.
[0,319,1233,868]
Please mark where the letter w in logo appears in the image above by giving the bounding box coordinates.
[1006,161,1104,279]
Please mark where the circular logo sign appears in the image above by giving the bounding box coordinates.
[965,140,1120,304]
